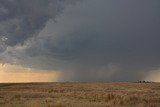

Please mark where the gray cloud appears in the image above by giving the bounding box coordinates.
[0,0,79,46]
[0,0,160,82]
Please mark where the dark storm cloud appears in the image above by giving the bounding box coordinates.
[1,0,160,81]
[0,0,79,46]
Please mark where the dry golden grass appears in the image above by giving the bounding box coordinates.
[0,82,160,107]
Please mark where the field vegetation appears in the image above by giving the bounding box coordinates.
[0,82,160,107]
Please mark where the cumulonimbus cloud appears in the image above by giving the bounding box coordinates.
[0,0,160,82]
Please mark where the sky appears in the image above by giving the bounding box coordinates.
[0,0,160,82]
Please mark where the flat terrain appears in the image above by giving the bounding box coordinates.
[0,82,160,107]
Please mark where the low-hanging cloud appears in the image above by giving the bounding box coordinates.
[0,0,79,46]
[0,0,160,82]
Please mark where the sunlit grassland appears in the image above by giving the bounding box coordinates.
[0,82,160,107]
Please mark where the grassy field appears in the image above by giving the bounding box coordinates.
[0,82,160,107]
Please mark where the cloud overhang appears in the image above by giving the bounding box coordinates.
[0,0,160,82]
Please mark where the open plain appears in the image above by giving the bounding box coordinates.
[0,82,160,107]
